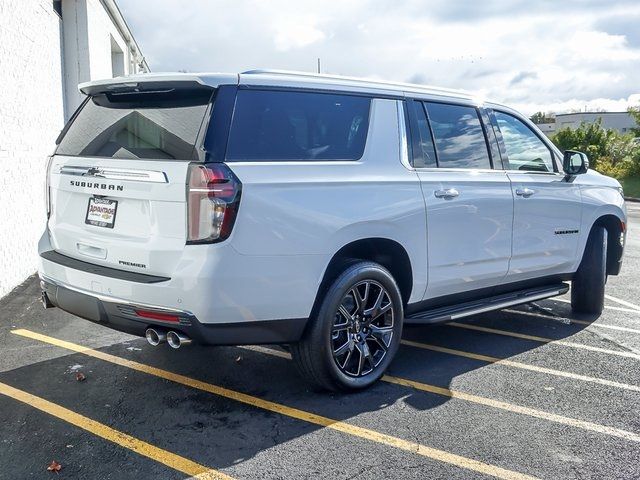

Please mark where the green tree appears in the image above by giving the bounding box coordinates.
[628,106,640,136]
[530,111,553,124]
[530,112,545,124]
[551,119,610,167]
[551,119,640,178]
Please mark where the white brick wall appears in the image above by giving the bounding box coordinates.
[0,0,65,297]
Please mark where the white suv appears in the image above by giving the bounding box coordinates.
[39,70,627,391]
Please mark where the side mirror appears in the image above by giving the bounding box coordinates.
[563,150,589,175]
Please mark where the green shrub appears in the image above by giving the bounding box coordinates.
[551,120,640,179]
[596,157,635,178]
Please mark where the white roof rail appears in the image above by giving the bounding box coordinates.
[240,69,473,98]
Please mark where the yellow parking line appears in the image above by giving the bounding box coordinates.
[502,309,640,335]
[447,322,640,360]
[11,329,537,480]
[400,339,640,393]
[0,381,229,480]
[243,346,640,443]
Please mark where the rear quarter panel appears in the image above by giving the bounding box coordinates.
[226,99,427,305]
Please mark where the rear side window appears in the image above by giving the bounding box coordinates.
[424,103,491,169]
[225,90,370,161]
[56,89,212,160]
[407,101,437,168]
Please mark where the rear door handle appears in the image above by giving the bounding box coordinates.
[434,188,459,199]
[515,187,536,198]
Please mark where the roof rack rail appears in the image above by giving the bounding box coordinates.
[240,69,473,97]
[242,69,323,77]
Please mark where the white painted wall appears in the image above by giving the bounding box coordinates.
[61,0,145,117]
[0,0,65,298]
[0,0,148,298]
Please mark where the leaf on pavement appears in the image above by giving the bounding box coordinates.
[75,372,86,382]
[47,460,62,472]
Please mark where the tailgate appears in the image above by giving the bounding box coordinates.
[48,156,190,277]
[46,84,215,278]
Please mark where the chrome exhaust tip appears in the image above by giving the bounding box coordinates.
[145,328,167,346]
[167,331,192,349]
[40,291,54,309]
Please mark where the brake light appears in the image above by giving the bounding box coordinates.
[187,163,241,243]
[45,156,53,219]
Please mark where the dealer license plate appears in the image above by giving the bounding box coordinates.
[85,197,118,228]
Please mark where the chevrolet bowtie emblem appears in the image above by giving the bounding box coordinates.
[84,167,104,177]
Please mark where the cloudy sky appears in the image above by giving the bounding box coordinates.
[118,0,640,115]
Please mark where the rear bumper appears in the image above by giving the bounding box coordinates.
[40,275,307,345]
[38,229,324,323]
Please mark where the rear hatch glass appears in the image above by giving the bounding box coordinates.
[48,87,214,277]
[57,88,213,160]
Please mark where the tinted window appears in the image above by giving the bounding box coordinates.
[493,111,554,172]
[57,89,212,160]
[424,103,491,169]
[226,90,370,161]
[407,101,437,168]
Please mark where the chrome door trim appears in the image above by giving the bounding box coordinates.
[515,187,536,197]
[434,188,460,199]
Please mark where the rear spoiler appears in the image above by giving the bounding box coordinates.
[79,73,239,96]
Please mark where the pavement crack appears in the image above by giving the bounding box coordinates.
[579,324,640,356]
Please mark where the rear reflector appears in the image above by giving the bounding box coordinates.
[134,309,180,323]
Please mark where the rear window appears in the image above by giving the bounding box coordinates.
[225,90,371,161]
[56,89,212,160]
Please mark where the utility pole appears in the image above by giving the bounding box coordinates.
[317,58,321,74]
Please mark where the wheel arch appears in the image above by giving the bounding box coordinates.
[584,213,625,275]
[313,238,414,316]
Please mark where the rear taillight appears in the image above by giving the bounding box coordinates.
[45,155,53,219]
[187,163,241,243]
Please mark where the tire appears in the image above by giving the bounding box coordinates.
[291,261,404,391]
[571,226,607,315]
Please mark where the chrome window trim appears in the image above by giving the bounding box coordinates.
[397,100,413,170]
[411,167,508,174]
[502,170,565,176]
[57,165,168,183]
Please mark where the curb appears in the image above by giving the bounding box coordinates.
[624,197,640,203]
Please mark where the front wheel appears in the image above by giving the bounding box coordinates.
[571,226,607,315]
[291,261,403,391]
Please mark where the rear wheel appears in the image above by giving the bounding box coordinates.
[571,226,607,315]
[292,261,403,391]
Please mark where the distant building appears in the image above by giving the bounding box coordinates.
[538,112,637,138]
[536,123,556,136]
[555,112,636,134]
[0,0,149,298]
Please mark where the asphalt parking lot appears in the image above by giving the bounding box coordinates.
[1,203,639,480]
